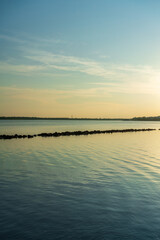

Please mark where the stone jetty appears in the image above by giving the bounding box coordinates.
[0,128,157,140]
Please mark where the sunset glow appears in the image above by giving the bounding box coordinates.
[0,0,160,117]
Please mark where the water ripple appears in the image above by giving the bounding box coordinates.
[1,130,160,239]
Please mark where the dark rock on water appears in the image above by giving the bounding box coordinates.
[0,128,157,140]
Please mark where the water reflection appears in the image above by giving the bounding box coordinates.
[0,129,160,239]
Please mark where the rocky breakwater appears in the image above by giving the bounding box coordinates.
[0,128,157,140]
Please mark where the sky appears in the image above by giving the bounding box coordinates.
[0,0,160,118]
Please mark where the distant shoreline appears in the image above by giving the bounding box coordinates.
[0,116,160,121]
[0,117,128,121]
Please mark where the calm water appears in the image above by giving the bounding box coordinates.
[0,120,160,240]
[0,119,160,134]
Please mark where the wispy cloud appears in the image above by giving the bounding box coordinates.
[0,62,45,73]
[25,50,114,78]
[0,34,25,44]
[0,86,110,101]
[0,33,64,46]
[1,33,160,96]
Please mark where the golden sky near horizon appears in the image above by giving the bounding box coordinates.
[0,1,160,117]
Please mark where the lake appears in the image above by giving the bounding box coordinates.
[0,120,160,240]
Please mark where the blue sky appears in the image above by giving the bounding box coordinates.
[0,0,160,117]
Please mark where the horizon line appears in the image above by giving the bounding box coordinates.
[0,116,160,120]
